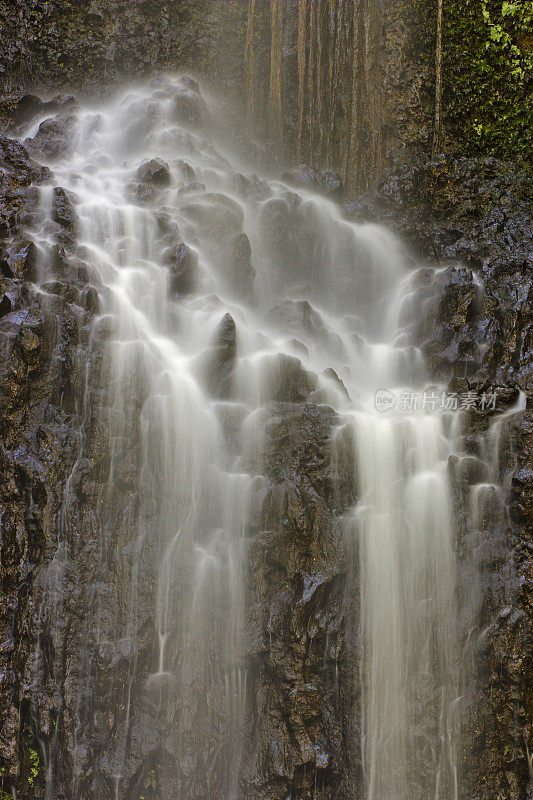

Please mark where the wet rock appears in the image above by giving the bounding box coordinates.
[41,279,79,304]
[176,159,195,182]
[135,158,171,187]
[507,412,533,529]
[242,402,351,800]
[263,354,317,404]
[282,164,344,200]
[230,173,271,201]
[0,146,87,789]
[122,101,161,151]
[448,454,489,495]
[0,136,50,184]
[203,313,237,398]
[266,300,343,357]
[25,114,75,161]
[221,231,255,296]
[318,170,344,199]
[164,241,198,296]
[178,76,200,95]
[404,265,480,380]
[172,90,206,127]
[0,94,44,131]
[80,286,100,315]
[323,368,351,400]
[180,193,244,239]
[126,180,156,205]
[0,291,14,316]
[52,187,77,231]
[1,240,38,282]
[176,181,206,196]
[20,328,40,353]
[511,465,533,526]
[258,197,291,255]
[44,94,78,114]
[345,156,532,390]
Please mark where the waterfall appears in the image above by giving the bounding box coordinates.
[28,76,466,799]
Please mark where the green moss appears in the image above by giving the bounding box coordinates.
[414,0,533,164]
[447,0,532,161]
[28,748,40,788]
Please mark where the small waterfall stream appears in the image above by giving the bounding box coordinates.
[24,76,503,799]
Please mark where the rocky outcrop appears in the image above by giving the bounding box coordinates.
[282,166,344,201]
[0,132,97,797]
[345,156,533,389]
[242,403,357,800]
[0,1,209,97]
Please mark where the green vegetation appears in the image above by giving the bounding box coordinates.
[425,0,533,162]
[139,767,157,800]
[28,748,40,788]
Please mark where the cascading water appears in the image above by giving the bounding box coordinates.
[26,76,472,799]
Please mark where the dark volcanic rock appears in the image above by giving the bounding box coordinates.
[172,89,206,127]
[136,157,171,187]
[44,94,78,114]
[220,231,256,297]
[1,240,38,282]
[0,94,44,132]
[202,312,237,398]
[25,114,76,161]
[263,354,318,404]
[242,402,355,800]
[180,193,245,239]
[127,180,156,205]
[0,132,97,795]
[164,241,198,296]
[0,2,207,99]
[283,164,344,200]
[52,187,77,231]
[346,157,533,390]
[230,172,271,201]
[266,300,343,357]
[0,136,50,185]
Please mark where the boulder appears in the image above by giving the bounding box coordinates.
[220,231,255,296]
[25,114,75,161]
[135,158,171,187]
[203,312,237,398]
[52,187,77,230]
[172,90,206,127]
[164,242,198,296]
[180,193,244,239]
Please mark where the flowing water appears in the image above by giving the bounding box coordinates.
[27,76,470,799]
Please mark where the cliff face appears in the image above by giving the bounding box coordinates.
[0,0,209,97]
[0,133,95,795]
[0,0,456,182]
[0,4,532,800]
